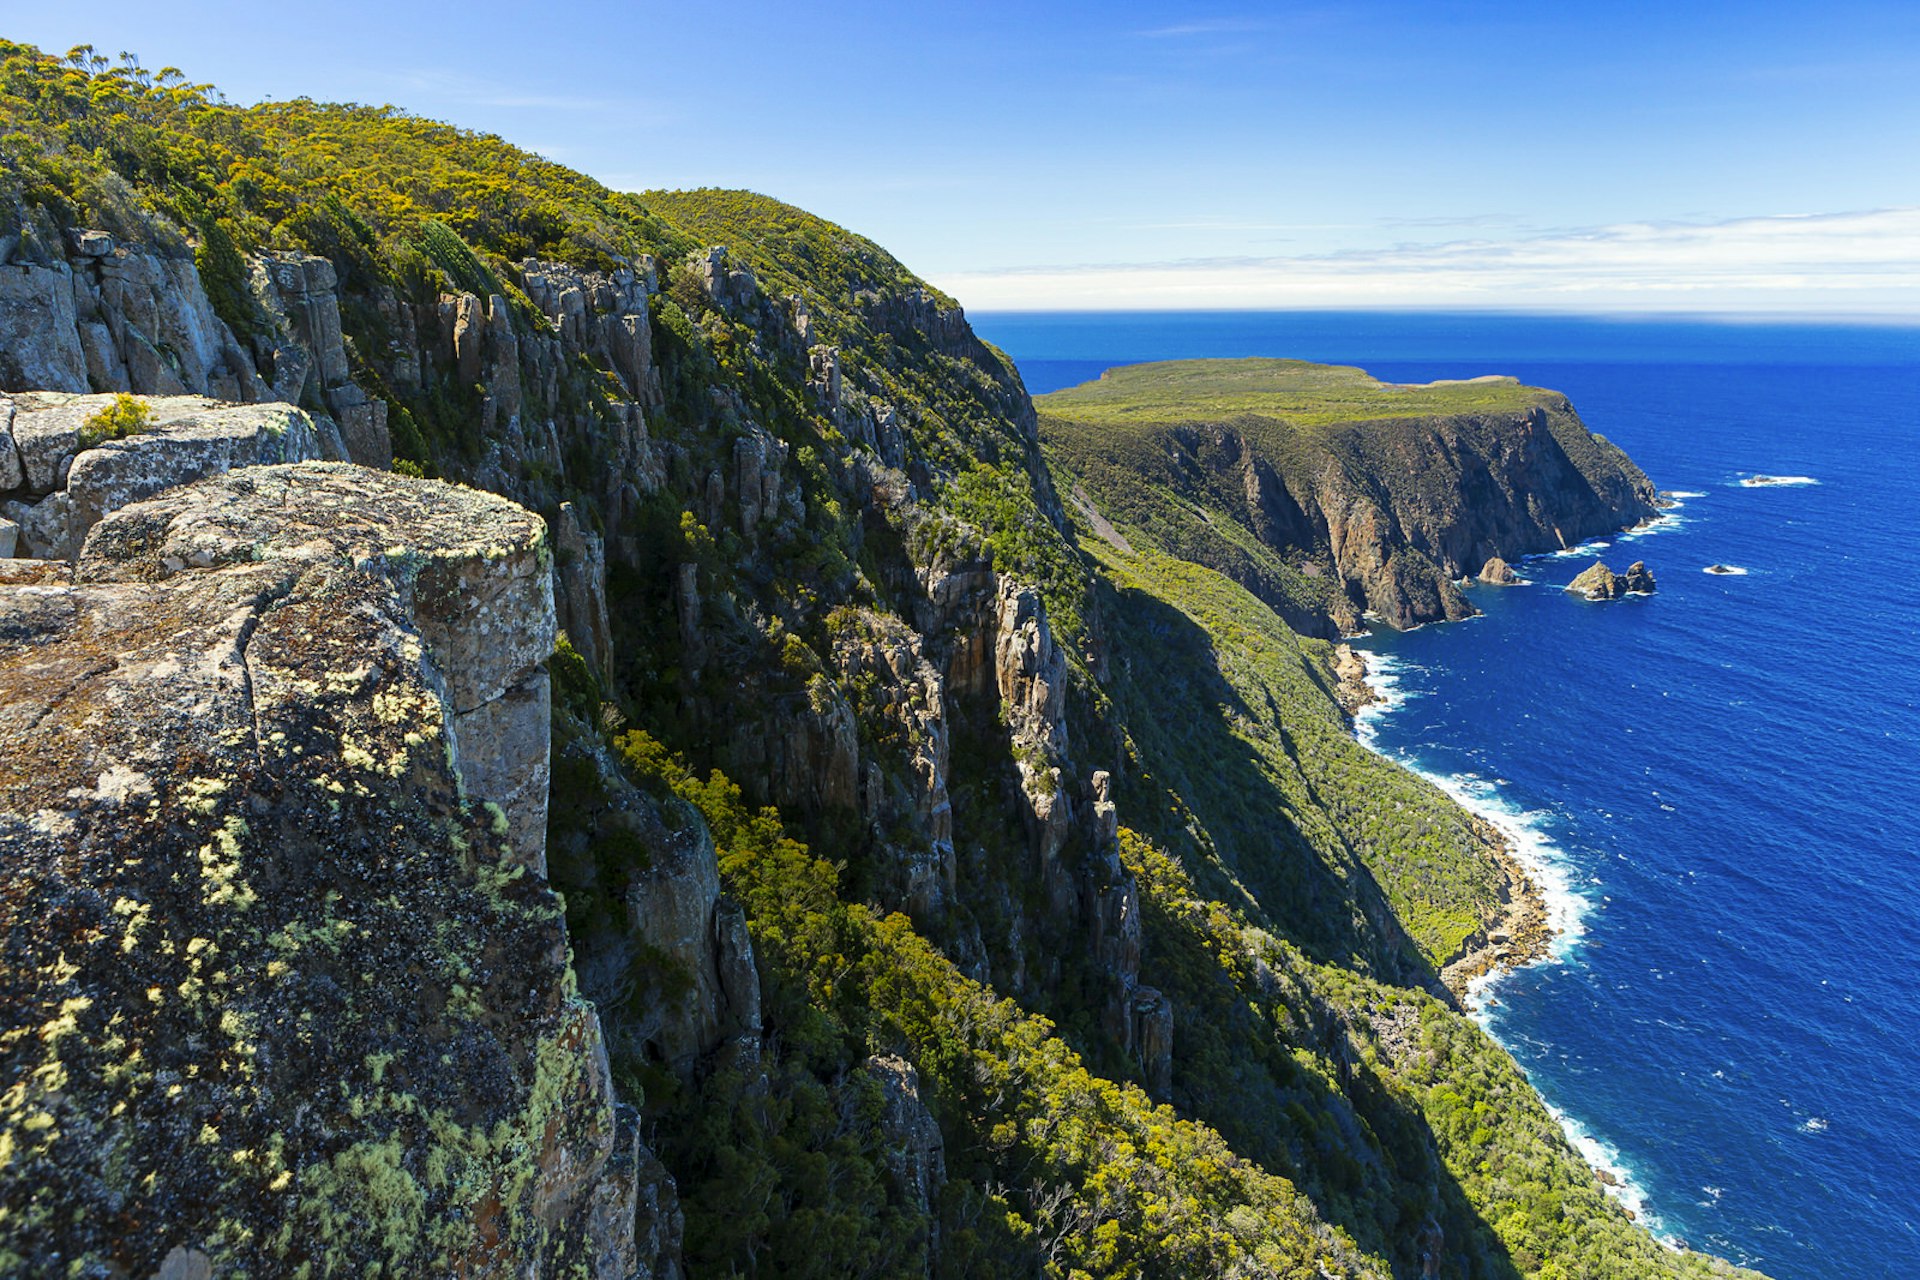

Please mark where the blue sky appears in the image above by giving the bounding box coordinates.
[5,1,1918,312]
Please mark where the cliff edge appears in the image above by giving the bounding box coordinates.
[0,463,642,1278]
[1040,358,1659,632]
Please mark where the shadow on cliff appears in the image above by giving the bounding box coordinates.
[1102,582,1414,978]
[1101,583,1528,1279]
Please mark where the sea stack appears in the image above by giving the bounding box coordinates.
[1566,559,1657,600]
[1479,556,1520,585]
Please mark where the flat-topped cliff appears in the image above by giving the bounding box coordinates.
[1040,358,1659,632]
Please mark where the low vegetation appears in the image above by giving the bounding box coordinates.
[0,40,1759,1280]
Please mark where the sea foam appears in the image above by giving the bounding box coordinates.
[1353,648,1674,1234]
[1548,1101,1672,1239]
[1737,475,1819,488]
[1355,655,1593,979]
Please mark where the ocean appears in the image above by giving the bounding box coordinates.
[973,311,1920,1280]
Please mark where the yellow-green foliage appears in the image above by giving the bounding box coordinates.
[1098,543,1500,972]
[76,392,152,447]
[614,730,1382,1279]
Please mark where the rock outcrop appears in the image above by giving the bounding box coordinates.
[1477,556,1519,585]
[1566,558,1657,600]
[0,234,259,401]
[1,392,324,559]
[1040,363,1661,632]
[864,1054,947,1234]
[0,462,634,1276]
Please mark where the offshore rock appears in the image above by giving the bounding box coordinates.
[1566,559,1654,601]
[1,393,322,559]
[0,462,626,1278]
[1477,556,1519,585]
[1565,560,1623,599]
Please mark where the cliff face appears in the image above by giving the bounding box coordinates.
[0,46,1762,1280]
[1039,360,1660,632]
[0,463,653,1277]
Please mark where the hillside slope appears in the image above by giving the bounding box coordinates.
[0,41,1752,1280]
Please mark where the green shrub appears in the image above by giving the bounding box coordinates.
[77,393,152,447]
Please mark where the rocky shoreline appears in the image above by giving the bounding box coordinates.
[1335,645,1553,998]
[1440,818,1553,999]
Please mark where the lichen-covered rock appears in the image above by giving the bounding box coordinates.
[1,393,323,558]
[81,462,556,868]
[0,462,623,1278]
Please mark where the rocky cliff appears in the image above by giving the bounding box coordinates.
[0,43,1762,1280]
[1039,359,1661,633]
[0,463,660,1277]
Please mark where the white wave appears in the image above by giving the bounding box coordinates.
[1702,564,1749,576]
[1352,652,1417,749]
[1738,474,1819,487]
[1665,490,1707,500]
[1618,510,1684,542]
[1547,1102,1669,1235]
[1433,773,1591,970]
[1350,652,1591,976]
[1800,1116,1828,1133]
[1345,647,1689,1240]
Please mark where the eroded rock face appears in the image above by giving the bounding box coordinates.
[554,501,614,682]
[0,242,259,401]
[0,393,322,559]
[864,1055,947,1233]
[0,463,627,1277]
[255,251,388,465]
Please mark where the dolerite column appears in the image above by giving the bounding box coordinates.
[75,459,556,872]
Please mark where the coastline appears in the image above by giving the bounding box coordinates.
[1341,640,1675,1238]
[1440,815,1553,997]
[1334,643,1554,1000]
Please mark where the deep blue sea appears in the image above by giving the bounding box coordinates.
[973,311,1920,1280]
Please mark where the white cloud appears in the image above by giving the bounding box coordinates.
[931,209,1920,314]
